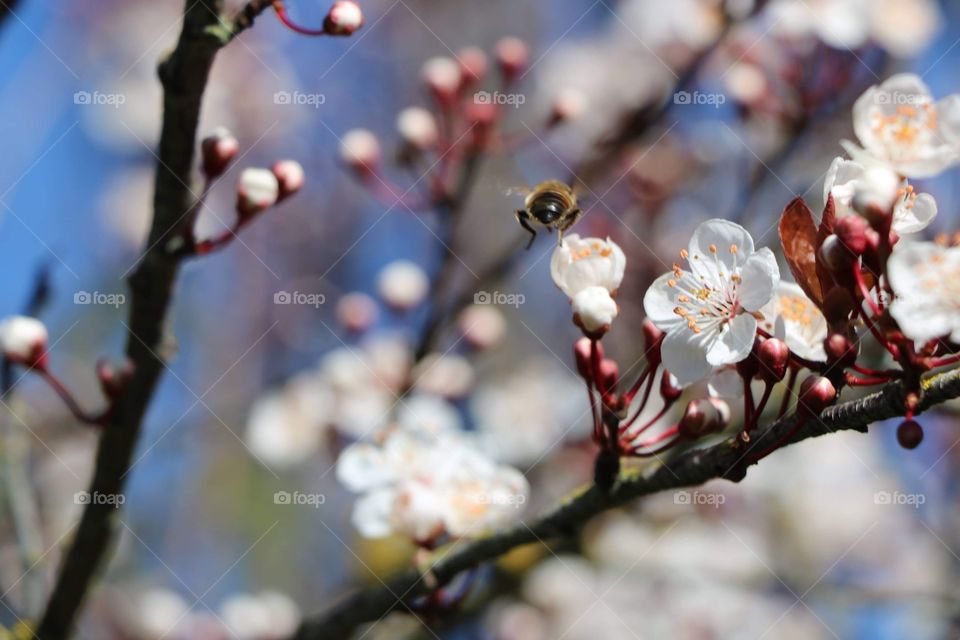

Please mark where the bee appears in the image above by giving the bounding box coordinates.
[515,179,583,250]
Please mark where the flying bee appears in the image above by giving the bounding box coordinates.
[514,179,583,250]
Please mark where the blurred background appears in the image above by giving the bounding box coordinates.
[1,0,960,638]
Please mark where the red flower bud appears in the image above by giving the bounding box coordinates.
[458,47,488,85]
[597,358,619,395]
[834,215,869,255]
[659,371,683,402]
[824,332,856,366]
[757,338,789,383]
[679,398,730,439]
[817,234,853,275]
[896,419,923,450]
[323,1,364,36]
[200,128,239,180]
[97,359,134,400]
[495,37,528,84]
[797,375,836,417]
[642,319,664,364]
[573,337,602,380]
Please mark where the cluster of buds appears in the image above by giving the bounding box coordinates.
[173,128,304,256]
[0,316,130,427]
[273,1,363,37]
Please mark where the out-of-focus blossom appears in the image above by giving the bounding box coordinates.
[340,128,381,171]
[644,219,779,385]
[336,428,528,540]
[220,590,300,640]
[757,282,828,361]
[272,160,304,200]
[376,260,429,310]
[201,127,239,179]
[397,393,462,436]
[0,315,48,366]
[471,359,587,465]
[843,74,960,178]
[550,235,626,299]
[245,371,333,468]
[495,37,529,82]
[323,0,364,36]
[888,241,960,343]
[824,156,936,234]
[237,168,279,216]
[335,292,379,332]
[571,286,619,334]
[458,304,507,349]
[412,353,474,399]
[396,107,438,151]
[421,56,462,102]
[619,0,723,50]
[550,88,588,123]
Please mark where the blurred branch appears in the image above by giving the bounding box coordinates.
[35,1,272,637]
[293,366,960,639]
[0,0,21,29]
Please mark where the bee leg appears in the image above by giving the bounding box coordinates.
[516,209,537,250]
[557,208,583,245]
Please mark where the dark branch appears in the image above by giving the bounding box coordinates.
[293,367,960,639]
[35,1,271,637]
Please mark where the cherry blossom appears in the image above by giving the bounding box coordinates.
[571,286,619,334]
[550,235,626,299]
[842,74,960,178]
[644,219,779,385]
[824,156,937,234]
[0,315,48,366]
[888,241,960,343]
[377,260,429,310]
[757,282,829,362]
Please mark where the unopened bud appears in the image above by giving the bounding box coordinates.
[396,107,439,152]
[0,316,48,368]
[335,292,378,332]
[757,338,789,383]
[834,215,868,255]
[852,165,899,225]
[642,319,664,359]
[574,337,603,379]
[377,260,428,310]
[272,160,304,201]
[597,358,619,395]
[679,398,730,439]
[421,56,462,105]
[817,234,853,274]
[659,371,683,402]
[896,419,923,449]
[323,1,363,35]
[96,359,134,400]
[458,47,488,84]
[340,129,381,175]
[495,36,528,84]
[201,127,239,179]
[824,332,856,366]
[458,304,506,350]
[464,100,498,149]
[236,168,279,218]
[797,375,836,416]
[572,286,618,337]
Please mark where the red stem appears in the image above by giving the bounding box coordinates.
[273,2,329,35]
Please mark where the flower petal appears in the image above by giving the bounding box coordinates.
[894,192,937,234]
[687,219,754,281]
[660,328,713,386]
[351,489,395,538]
[738,248,780,311]
[706,313,756,367]
[643,272,685,329]
[336,443,393,491]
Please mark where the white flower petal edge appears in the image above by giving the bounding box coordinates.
[888,241,960,343]
[757,281,829,362]
[643,219,779,385]
[571,286,619,332]
[550,235,626,299]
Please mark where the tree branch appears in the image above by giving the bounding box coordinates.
[293,367,960,639]
[35,2,272,637]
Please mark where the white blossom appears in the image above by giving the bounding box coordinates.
[376,260,429,310]
[757,282,828,362]
[336,428,528,540]
[237,168,279,214]
[0,315,48,365]
[842,74,960,178]
[824,156,936,234]
[396,107,438,150]
[458,304,507,349]
[340,128,381,168]
[888,241,960,343]
[550,235,626,299]
[571,286,619,333]
[643,219,779,385]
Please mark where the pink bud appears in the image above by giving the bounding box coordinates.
[323,0,364,35]
[824,333,855,366]
[236,168,279,218]
[396,107,439,151]
[340,129,381,175]
[96,359,134,400]
[201,127,239,180]
[597,358,619,395]
[272,160,304,201]
[642,319,664,359]
[817,234,853,274]
[0,316,48,368]
[679,398,730,439]
[757,338,789,383]
[834,215,868,255]
[335,292,378,332]
[659,371,683,402]
[495,37,528,84]
[458,304,506,350]
[896,419,923,450]
[421,56,462,105]
[574,337,602,379]
[458,47,488,84]
[797,375,836,417]
[464,100,498,149]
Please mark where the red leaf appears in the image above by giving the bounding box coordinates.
[779,197,823,306]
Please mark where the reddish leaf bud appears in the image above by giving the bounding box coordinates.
[659,370,683,402]
[757,338,789,383]
[896,419,924,449]
[798,375,836,417]
[834,215,869,255]
[201,127,239,180]
[323,1,364,36]
[679,398,730,439]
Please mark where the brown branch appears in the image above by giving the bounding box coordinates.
[34,2,272,638]
[292,367,960,639]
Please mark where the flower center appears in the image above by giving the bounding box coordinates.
[668,244,743,335]
[872,104,937,156]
